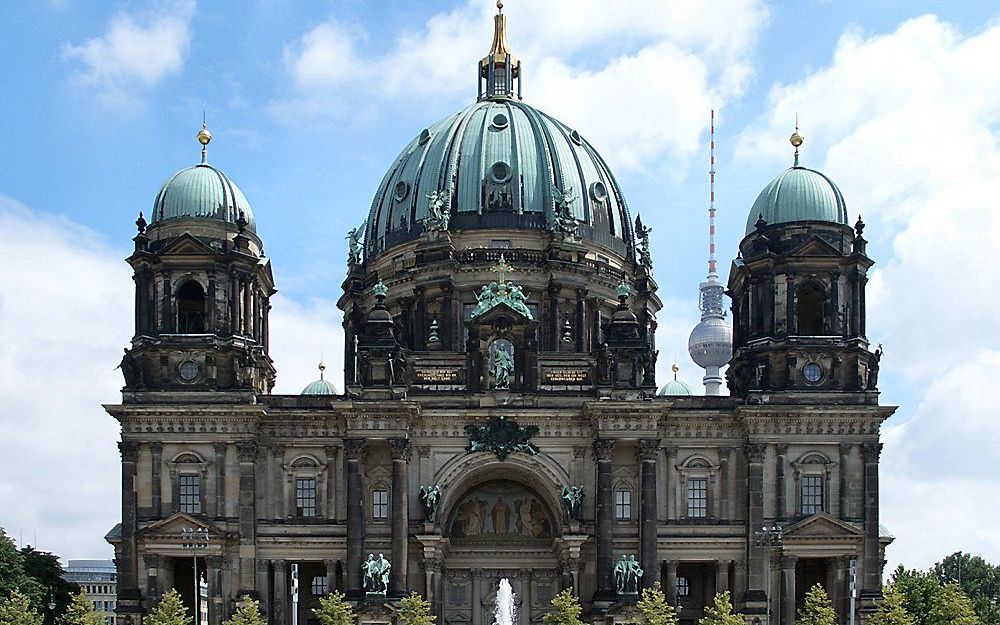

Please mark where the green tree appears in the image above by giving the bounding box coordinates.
[934,552,1000,625]
[21,546,79,620]
[542,589,583,625]
[868,585,915,625]
[0,589,44,625]
[697,591,743,625]
[57,591,104,625]
[145,589,192,625]
[223,596,266,625]
[927,583,980,625]
[313,591,355,625]
[636,582,678,625]
[399,592,435,625]
[798,584,836,625]
[893,566,943,625]
[0,529,44,609]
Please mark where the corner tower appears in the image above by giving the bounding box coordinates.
[121,123,276,395]
[726,129,880,398]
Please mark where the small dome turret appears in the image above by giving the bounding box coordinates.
[150,122,256,232]
[301,362,337,396]
[658,363,693,396]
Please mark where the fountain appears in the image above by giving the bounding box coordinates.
[494,578,517,625]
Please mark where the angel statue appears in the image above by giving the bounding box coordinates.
[635,215,652,268]
[423,189,451,232]
[346,225,363,266]
[551,185,579,236]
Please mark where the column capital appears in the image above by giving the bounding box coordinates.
[425,557,443,573]
[235,440,258,462]
[149,442,163,454]
[573,445,587,459]
[205,555,223,569]
[345,438,366,460]
[212,441,228,455]
[389,438,412,461]
[781,554,798,570]
[144,554,163,568]
[271,559,288,568]
[744,442,767,463]
[118,441,139,462]
[593,438,617,461]
[637,438,660,462]
[417,445,431,458]
[663,444,678,459]
[775,443,789,456]
[718,446,734,457]
[839,442,853,456]
[323,444,340,457]
[861,442,883,462]
[665,560,678,573]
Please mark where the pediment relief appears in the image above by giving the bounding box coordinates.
[782,512,862,539]
[160,233,217,256]
[137,512,225,540]
[786,235,842,258]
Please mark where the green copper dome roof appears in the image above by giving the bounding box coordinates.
[658,379,694,396]
[365,97,635,259]
[745,165,849,235]
[152,163,256,232]
[301,378,337,396]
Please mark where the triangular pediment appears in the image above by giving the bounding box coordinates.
[160,233,217,256]
[786,235,843,258]
[782,512,863,539]
[468,300,535,326]
[136,512,224,540]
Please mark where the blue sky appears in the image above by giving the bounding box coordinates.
[2,0,999,571]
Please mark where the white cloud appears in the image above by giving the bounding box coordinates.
[738,15,1000,569]
[268,295,345,395]
[63,3,194,106]
[278,0,768,172]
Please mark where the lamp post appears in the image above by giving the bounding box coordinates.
[181,527,209,625]
[47,590,55,625]
[752,525,783,625]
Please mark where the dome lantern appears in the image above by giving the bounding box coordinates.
[479,1,521,100]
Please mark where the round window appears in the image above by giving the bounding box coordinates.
[570,129,583,145]
[490,161,512,184]
[803,362,823,384]
[418,128,431,145]
[393,181,410,202]
[590,180,608,202]
[178,360,200,383]
[492,113,509,129]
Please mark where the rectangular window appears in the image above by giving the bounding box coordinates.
[311,576,328,596]
[614,489,631,520]
[179,475,201,514]
[687,478,708,518]
[372,489,389,519]
[676,576,689,597]
[801,475,824,515]
[296,478,317,517]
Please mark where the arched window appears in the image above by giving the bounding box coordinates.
[796,283,826,335]
[177,281,206,333]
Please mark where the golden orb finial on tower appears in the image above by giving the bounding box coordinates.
[197,114,212,163]
[671,362,680,380]
[790,115,803,166]
[318,360,326,379]
[497,0,503,12]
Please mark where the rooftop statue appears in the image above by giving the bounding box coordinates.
[470,255,533,320]
[346,225,363,266]
[551,185,579,236]
[422,189,451,232]
[635,215,652,269]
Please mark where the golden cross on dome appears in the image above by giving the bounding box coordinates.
[491,254,513,285]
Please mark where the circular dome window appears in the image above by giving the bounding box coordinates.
[492,113,509,129]
[570,130,583,145]
[803,362,823,384]
[178,360,200,383]
[490,161,512,184]
[418,129,431,145]
[394,181,410,202]
[590,181,608,202]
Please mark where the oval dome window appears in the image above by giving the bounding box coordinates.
[394,181,410,202]
[492,113,509,129]
[590,180,608,202]
[490,161,512,184]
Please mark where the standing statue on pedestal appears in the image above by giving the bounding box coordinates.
[422,189,451,232]
[362,553,391,595]
[551,185,579,237]
[346,226,363,266]
[490,341,514,390]
[614,554,643,595]
[561,485,584,521]
[420,485,441,523]
[635,215,652,269]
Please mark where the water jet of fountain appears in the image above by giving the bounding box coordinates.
[494,578,517,625]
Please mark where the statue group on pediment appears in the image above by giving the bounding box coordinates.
[471,282,532,321]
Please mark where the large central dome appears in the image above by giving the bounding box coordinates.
[364,98,634,260]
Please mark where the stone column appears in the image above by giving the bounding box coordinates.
[780,555,797,625]
[324,445,339,520]
[664,561,678,606]
[594,438,616,599]
[638,439,659,589]
[161,272,173,333]
[424,558,442,619]
[827,556,847,624]
[715,559,731,596]
[205,555,223,625]
[345,439,366,594]
[839,443,852,518]
[228,272,239,336]
[442,282,455,351]
[718,447,731,521]
[236,441,258,595]
[415,286,427,350]
[145,554,163,605]
[150,442,163,518]
[118,442,139,594]
[745,443,768,605]
[273,560,288,625]
[213,442,227,518]
[242,279,253,337]
[776,444,788,521]
[575,289,588,352]
[471,569,483,625]
[255,560,270,620]
[271,445,285,520]
[664,446,678,520]
[861,443,883,595]
[390,438,411,595]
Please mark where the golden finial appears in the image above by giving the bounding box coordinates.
[318,360,326,380]
[497,0,503,11]
[790,114,803,166]
[672,362,680,380]
[196,113,212,163]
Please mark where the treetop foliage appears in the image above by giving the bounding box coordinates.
[636,582,678,625]
[313,591,355,625]
[697,591,743,625]
[0,589,44,625]
[399,592,436,625]
[223,596,266,625]
[145,589,192,625]
[58,590,105,625]
[797,584,837,625]
[542,589,583,625]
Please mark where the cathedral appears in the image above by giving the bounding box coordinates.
[106,5,894,625]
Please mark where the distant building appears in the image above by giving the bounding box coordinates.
[64,560,116,625]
